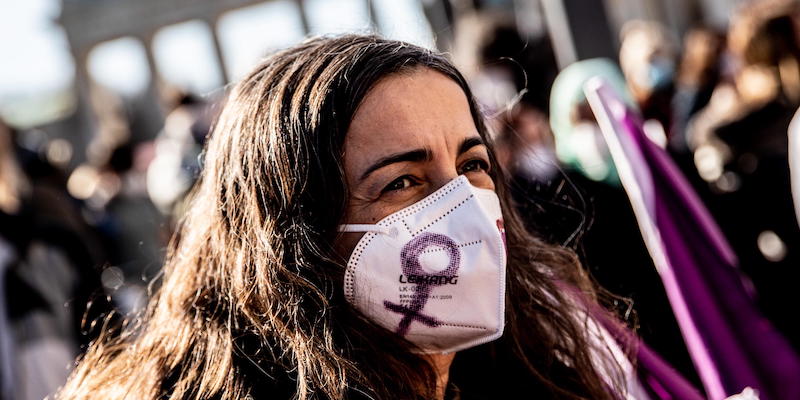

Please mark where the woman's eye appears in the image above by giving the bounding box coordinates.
[382,176,418,193]
[460,159,490,174]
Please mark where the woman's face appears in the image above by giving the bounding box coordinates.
[339,68,495,250]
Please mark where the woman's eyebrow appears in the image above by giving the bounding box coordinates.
[359,148,432,182]
[459,136,485,154]
[358,137,483,182]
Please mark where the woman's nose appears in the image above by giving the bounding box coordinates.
[427,169,461,195]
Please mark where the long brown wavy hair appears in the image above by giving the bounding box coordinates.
[56,35,627,400]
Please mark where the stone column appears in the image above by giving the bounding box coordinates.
[139,32,166,140]
[294,0,311,35]
[540,0,616,69]
[205,16,231,85]
[70,47,96,165]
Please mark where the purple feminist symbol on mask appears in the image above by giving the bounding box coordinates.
[383,232,461,337]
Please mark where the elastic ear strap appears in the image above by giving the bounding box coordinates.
[338,224,391,234]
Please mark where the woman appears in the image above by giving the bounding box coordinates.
[58,35,676,400]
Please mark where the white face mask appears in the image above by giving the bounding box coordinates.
[339,175,507,354]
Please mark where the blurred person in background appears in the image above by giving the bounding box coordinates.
[68,84,168,315]
[93,141,165,314]
[671,26,725,154]
[0,118,113,400]
[53,35,702,400]
[456,17,698,383]
[451,11,558,119]
[541,58,697,384]
[492,103,559,184]
[147,92,215,220]
[685,0,800,349]
[549,59,632,186]
[668,26,726,200]
[619,20,678,138]
[450,11,561,188]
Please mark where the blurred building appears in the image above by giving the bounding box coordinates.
[0,0,756,169]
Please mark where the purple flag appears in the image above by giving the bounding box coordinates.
[584,78,800,400]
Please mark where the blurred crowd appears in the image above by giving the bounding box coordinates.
[0,87,218,398]
[2,0,800,398]
[456,0,800,388]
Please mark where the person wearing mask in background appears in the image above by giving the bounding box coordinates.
[449,11,561,188]
[619,20,678,140]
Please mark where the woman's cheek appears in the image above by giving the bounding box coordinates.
[467,172,495,191]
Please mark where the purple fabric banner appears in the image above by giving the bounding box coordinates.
[585,78,800,400]
[572,283,705,400]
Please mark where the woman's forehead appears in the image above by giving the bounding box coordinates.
[346,69,478,154]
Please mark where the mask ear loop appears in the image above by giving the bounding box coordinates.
[339,224,398,237]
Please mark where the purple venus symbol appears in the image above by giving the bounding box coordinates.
[384,232,461,336]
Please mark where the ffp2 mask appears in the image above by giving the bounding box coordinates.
[340,175,507,354]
